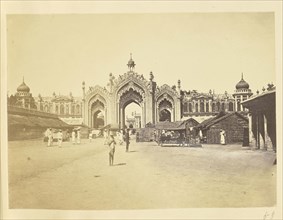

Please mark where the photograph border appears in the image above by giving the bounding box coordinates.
[1,1,282,219]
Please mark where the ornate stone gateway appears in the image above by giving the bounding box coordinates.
[82,55,182,129]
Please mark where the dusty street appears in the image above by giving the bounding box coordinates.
[8,137,276,210]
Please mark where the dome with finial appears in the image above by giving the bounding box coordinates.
[17,77,30,93]
[127,53,136,70]
[236,73,249,90]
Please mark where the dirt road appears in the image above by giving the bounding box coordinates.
[8,138,276,209]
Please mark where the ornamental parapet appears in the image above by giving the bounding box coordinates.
[8,105,58,119]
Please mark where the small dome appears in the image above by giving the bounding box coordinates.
[17,81,30,92]
[128,58,135,66]
[236,74,249,90]
[127,53,136,70]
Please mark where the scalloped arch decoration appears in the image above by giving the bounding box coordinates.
[156,94,174,109]
[113,72,149,92]
[85,85,110,102]
[88,94,107,111]
[116,81,146,102]
[155,84,179,100]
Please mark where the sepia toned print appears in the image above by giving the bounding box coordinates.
[1,2,282,220]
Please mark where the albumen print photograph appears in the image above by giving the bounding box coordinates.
[1,3,282,219]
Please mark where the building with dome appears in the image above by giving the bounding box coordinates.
[173,73,253,121]
[233,73,253,112]
[9,56,253,128]
[8,78,37,109]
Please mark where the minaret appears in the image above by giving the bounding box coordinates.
[177,79,181,95]
[127,53,136,71]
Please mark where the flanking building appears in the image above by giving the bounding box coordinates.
[242,84,276,152]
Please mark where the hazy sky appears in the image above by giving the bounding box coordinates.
[7,13,275,97]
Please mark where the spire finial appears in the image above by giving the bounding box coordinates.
[130,53,132,59]
[23,76,25,83]
[241,72,243,80]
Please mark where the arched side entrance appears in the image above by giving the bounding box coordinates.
[89,96,107,128]
[156,95,174,122]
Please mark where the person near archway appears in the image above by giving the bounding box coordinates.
[108,135,116,166]
[58,130,63,147]
[89,130,93,143]
[125,129,130,152]
[46,128,53,147]
[77,129,81,144]
[71,129,76,144]
[220,129,226,145]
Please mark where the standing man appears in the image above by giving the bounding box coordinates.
[77,129,81,144]
[47,128,53,147]
[108,135,116,166]
[125,129,130,152]
[58,130,63,147]
[89,130,93,143]
[220,129,226,145]
[72,129,76,144]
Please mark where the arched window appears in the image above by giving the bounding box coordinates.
[76,104,80,114]
[228,102,234,111]
[216,102,220,112]
[206,103,209,112]
[183,102,188,112]
[195,103,198,113]
[55,105,59,114]
[44,105,49,112]
[189,103,192,112]
[71,105,75,115]
[60,104,64,115]
[221,103,225,111]
[237,101,241,111]
[212,103,216,112]
[66,105,69,115]
[200,102,204,112]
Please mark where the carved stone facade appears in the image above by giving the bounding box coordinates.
[16,56,253,128]
[83,56,182,129]
[34,92,83,125]
[83,56,252,129]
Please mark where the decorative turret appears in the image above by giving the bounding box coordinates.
[233,73,253,112]
[149,71,154,81]
[127,53,136,71]
[177,79,181,94]
[82,81,85,100]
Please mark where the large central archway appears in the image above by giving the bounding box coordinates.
[118,87,144,129]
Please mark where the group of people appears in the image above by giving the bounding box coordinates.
[106,129,131,166]
[45,128,63,147]
[45,128,81,147]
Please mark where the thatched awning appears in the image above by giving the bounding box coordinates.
[101,123,120,131]
[155,121,185,130]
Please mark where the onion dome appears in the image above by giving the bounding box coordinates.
[236,73,249,90]
[17,78,30,92]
